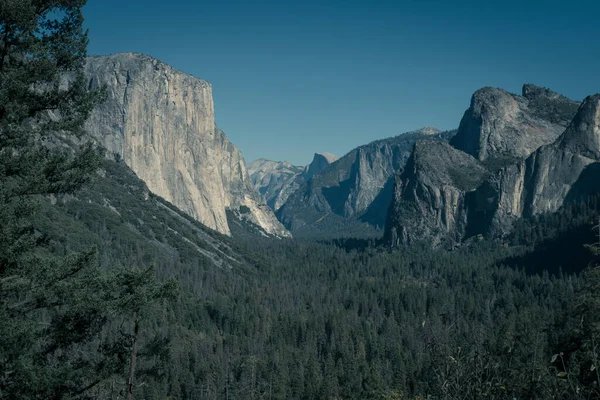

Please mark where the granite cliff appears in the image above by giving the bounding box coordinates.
[450,84,579,165]
[385,85,599,247]
[385,140,489,247]
[474,93,600,237]
[302,152,339,181]
[84,53,289,237]
[277,127,455,238]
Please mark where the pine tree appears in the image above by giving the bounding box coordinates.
[0,1,111,398]
[106,266,178,400]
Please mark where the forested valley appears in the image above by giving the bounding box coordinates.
[8,153,600,399]
[3,1,600,400]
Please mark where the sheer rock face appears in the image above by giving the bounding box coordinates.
[277,128,454,237]
[385,89,600,247]
[385,140,489,247]
[84,53,289,237]
[482,94,600,233]
[450,85,579,163]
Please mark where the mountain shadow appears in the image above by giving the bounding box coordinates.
[359,176,396,229]
[499,224,595,276]
[564,162,600,205]
[496,195,600,276]
[322,178,354,216]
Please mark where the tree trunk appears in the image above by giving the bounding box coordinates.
[127,318,140,400]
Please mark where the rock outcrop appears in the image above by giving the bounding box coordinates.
[450,85,579,164]
[478,94,600,236]
[84,53,289,237]
[277,128,454,238]
[385,86,600,248]
[385,140,489,247]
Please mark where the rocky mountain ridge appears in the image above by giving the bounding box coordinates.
[248,158,305,211]
[475,93,600,238]
[450,84,579,164]
[385,85,600,247]
[276,127,455,238]
[84,53,289,237]
[248,152,339,212]
[81,55,594,247]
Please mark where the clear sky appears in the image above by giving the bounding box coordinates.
[83,0,600,166]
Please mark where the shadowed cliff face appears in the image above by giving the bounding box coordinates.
[385,140,489,247]
[385,87,600,248]
[483,94,600,233]
[450,85,579,164]
[84,53,289,237]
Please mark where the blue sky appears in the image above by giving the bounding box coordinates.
[83,0,600,165]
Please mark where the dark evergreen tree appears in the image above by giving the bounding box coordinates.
[0,1,111,398]
[107,267,178,400]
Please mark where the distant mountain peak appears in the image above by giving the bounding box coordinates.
[247,159,305,211]
[416,126,442,135]
[249,158,297,172]
[314,152,338,163]
[450,83,579,162]
[522,83,571,102]
[303,152,338,181]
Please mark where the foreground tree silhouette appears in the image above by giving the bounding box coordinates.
[0,1,119,398]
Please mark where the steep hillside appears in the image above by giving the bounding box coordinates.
[38,156,248,273]
[84,53,289,238]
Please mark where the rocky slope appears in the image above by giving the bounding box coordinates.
[84,53,289,237]
[40,156,248,270]
[276,127,455,238]
[248,152,338,212]
[450,84,579,165]
[385,85,599,247]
